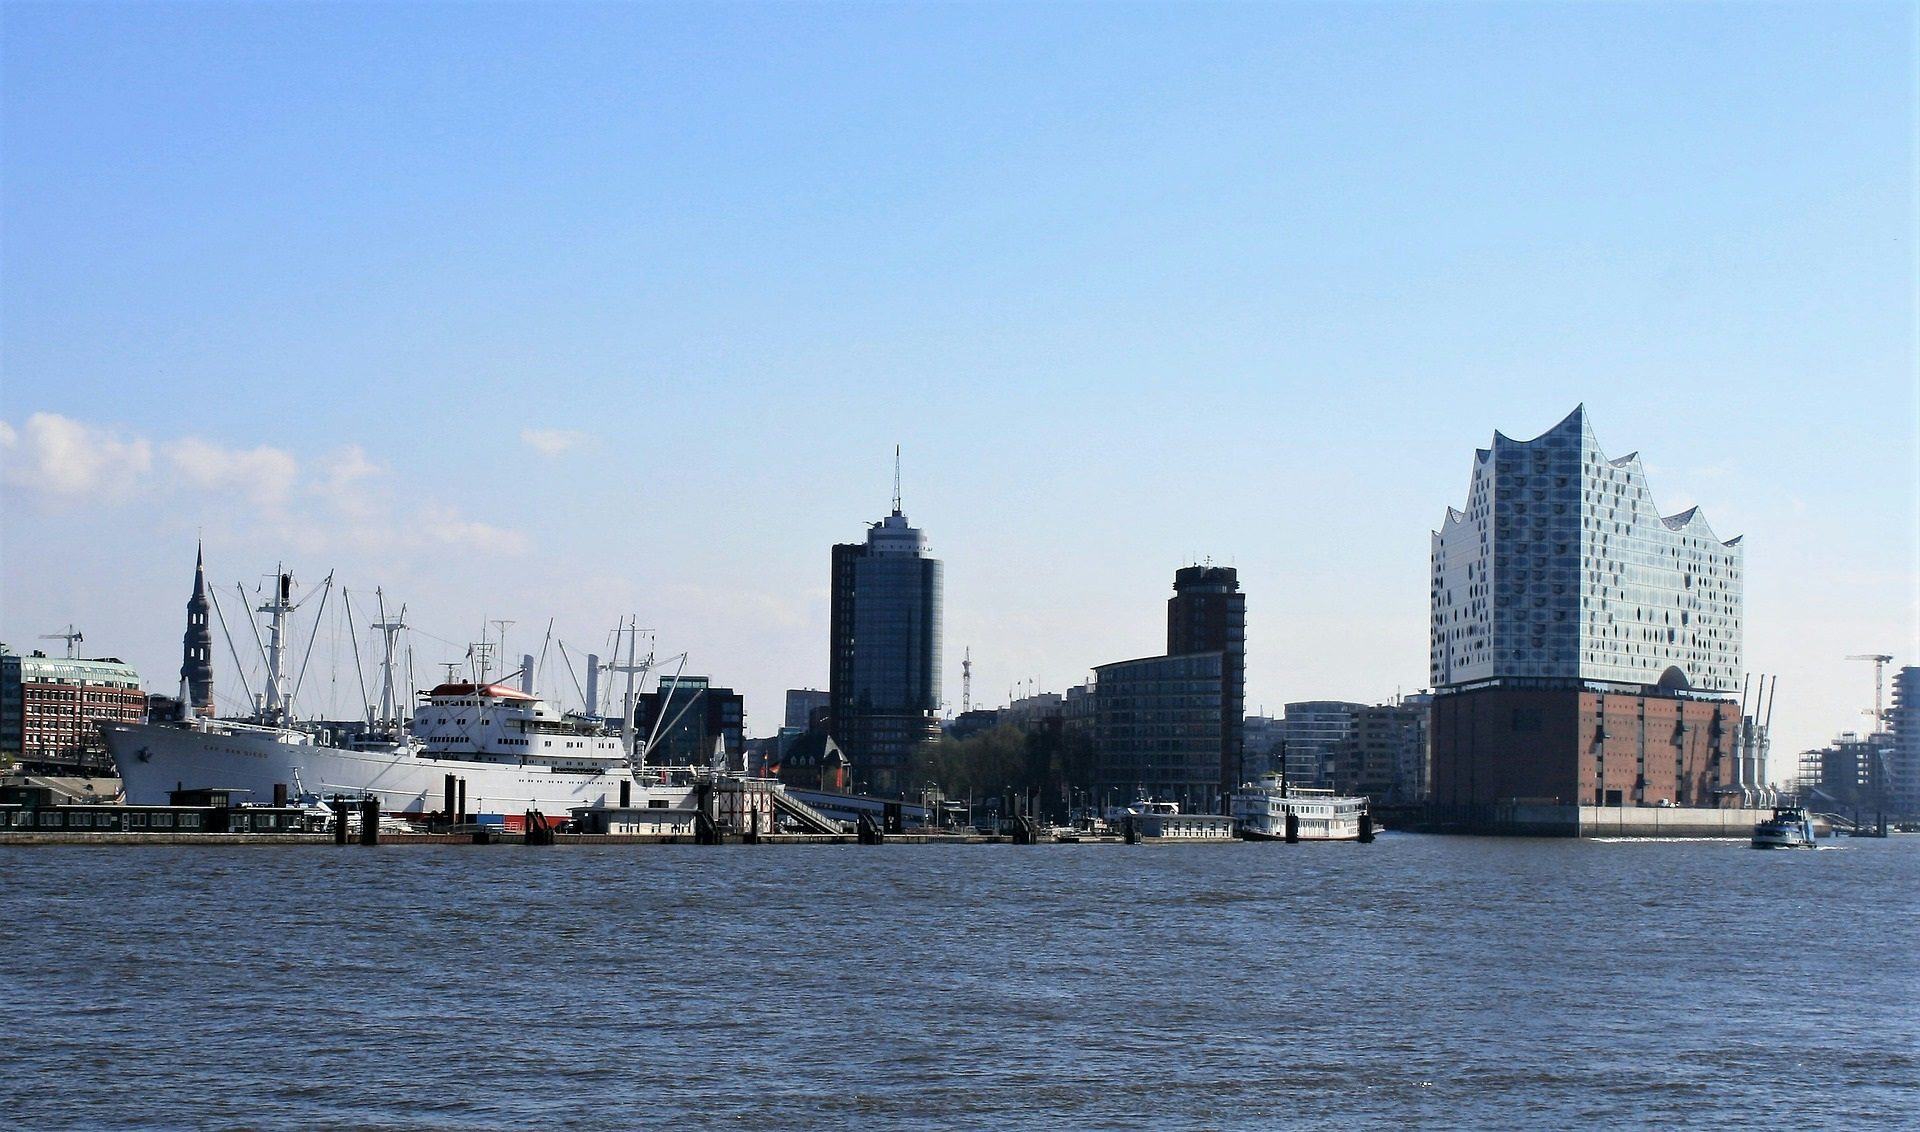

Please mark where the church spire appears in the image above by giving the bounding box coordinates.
[178,543,214,717]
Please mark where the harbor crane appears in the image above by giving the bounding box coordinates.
[1847,653,1895,730]
[38,625,83,658]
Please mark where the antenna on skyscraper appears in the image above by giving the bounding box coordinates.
[892,445,902,515]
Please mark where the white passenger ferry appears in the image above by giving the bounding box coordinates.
[1231,773,1371,841]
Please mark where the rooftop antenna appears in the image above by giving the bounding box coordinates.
[39,625,83,659]
[892,444,902,515]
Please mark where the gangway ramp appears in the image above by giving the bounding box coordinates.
[770,786,845,834]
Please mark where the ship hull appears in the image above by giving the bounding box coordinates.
[1231,785,1369,842]
[1236,816,1365,842]
[104,721,679,816]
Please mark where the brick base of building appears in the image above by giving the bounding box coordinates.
[1430,683,1742,817]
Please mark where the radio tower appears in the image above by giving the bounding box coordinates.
[962,646,972,714]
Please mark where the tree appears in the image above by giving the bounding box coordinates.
[911,722,1098,820]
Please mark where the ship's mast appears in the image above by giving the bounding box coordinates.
[607,618,653,768]
[258,569,295,724]
[371,588,408,727]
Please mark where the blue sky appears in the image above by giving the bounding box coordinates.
[2,1,1913,766]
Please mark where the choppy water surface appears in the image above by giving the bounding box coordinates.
[2,834,1913,1130]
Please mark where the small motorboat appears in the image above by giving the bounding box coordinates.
[1751,805,1818,849]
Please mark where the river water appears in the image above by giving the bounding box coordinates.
[2,834,1913,1130]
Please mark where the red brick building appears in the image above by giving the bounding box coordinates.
[1,649,148,776]
[1431,685,1738,815]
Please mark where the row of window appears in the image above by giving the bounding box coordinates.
[7,811,202,829]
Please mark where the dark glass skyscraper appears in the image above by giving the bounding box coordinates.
[1168,565,1245,799]
[829,500,942,795]
[1088,565,1247,811]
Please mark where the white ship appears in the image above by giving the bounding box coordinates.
[104,566,699,823]
[106,680,695,821]
[1231,772,1371,842]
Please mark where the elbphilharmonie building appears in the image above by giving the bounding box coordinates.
[1428,407,1755,831]
[1430,405,1743,693]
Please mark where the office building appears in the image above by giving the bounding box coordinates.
[1169,565,1246,797]
[1798,731,1891,814]
[784,688,830,732]
[1241,714,1285,777]
[1092,652,1227,811]
[634,676,745,768]
[1428,407,1745,826]
[1089,565,1246,810]
[1280,701,1363,788]
[828,485,943,794]
[1333,698,1430,803]
[1891,667,1919,817]
[1,646,146,776]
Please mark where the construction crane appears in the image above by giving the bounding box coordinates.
[1847,654,1895,730]
[38,625,83,658]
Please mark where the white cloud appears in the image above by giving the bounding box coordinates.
[314,446,385,520]
[166,437,299,509]
[417,508,532,555]
[520,428,592,458]
[0,412,153,502]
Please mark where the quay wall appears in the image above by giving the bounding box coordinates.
[0,831,1010,847]
[1578,805,1775,838]
[1424,804,1776,838]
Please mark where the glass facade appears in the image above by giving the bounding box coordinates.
[1168,565,1245,797]
[1432,406,1743,692]
[1891,667,1919,817]
[829,509,943,793]
[1092,652,1227,810]
[1280,700,1364,789]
